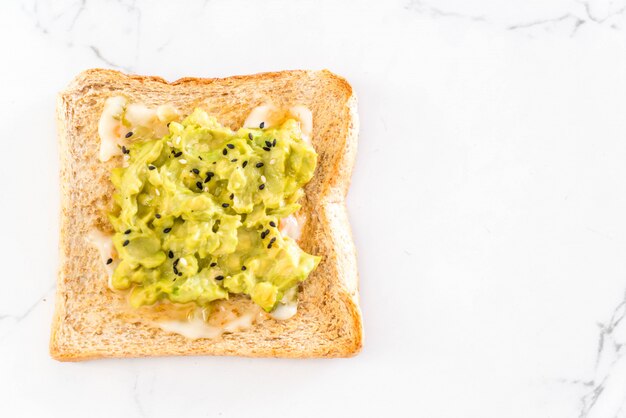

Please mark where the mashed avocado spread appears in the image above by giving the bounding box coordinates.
[108,107,320,312]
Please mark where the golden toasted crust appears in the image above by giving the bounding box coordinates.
[50,69,361,360]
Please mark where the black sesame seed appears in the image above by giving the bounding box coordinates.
[265,140,272,148]
[248,133,253,140]
[125,131,133,138]
[106,258,113,265]
[242,161,248,168]
[231,158,238,162]
[204,176,211,183]
[163,227,172,233]
[196,181,203,189]
[269,221,276,227]
[178,272,183,276]
[167,122,171,127]
[259,122,265,128]
[122,146,129,154]
[173,267,178,275]
[124,229,131,234]
[168,250,174,259]
[255,162,264,168]
[174,151,183,158]
[215,275,224,281]
[173,258,180,267]
[272,138,277,147]
[263,146,271,152]
[222,148,228,155]
[198,156,203,160]
[227,143,235,149]
[148,165,156,170]
[222,203,229,208]
[123,240,129,247]
[241,266,247,271]
[192,168,200,174]
[210,262,217,267]
[229,193,234,199]
[261,230,269,239]
[259,184,265,190]
[270,237,276,244]
[267,242,273,249]
[155,213,162,219]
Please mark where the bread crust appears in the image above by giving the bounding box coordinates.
[50,69,361,360]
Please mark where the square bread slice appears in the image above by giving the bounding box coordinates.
[50,69,362,360]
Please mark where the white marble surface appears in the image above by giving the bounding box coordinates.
[2,0,626,416]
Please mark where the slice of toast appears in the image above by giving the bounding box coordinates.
[50,69,361,360]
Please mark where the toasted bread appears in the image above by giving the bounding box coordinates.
[50,69,361,360]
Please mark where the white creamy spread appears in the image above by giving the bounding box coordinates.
[156,315,223,339]
[157,287,298,339]
[269,302,298,320]
[270,287,298,320]
[243,105,278,129]
[98,96,128,162]
[287,105,313,143]
[156,104,179,122]
[98,97,180,162]
[124,103,156,127]
[243,104,313,145]
[156,305,260,340]
[279,213,303,241]
[221,313,256,332]
[86,230,117,288]
[125,103,175,138]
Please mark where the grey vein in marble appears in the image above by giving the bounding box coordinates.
[406,0,626,36]
[508,0,626,36]
[405,0,486,22]
[20,0,139,72]
[507,14,585,35]
[89,45,133,73]
[133,374,147,418]
[576,291,626,417]
[0,283,55,343]
[581,0,626,24]
[69,0,86,30]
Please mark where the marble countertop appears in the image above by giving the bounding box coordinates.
[2,0,626,416]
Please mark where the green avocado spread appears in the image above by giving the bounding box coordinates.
[108,108,320,312]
